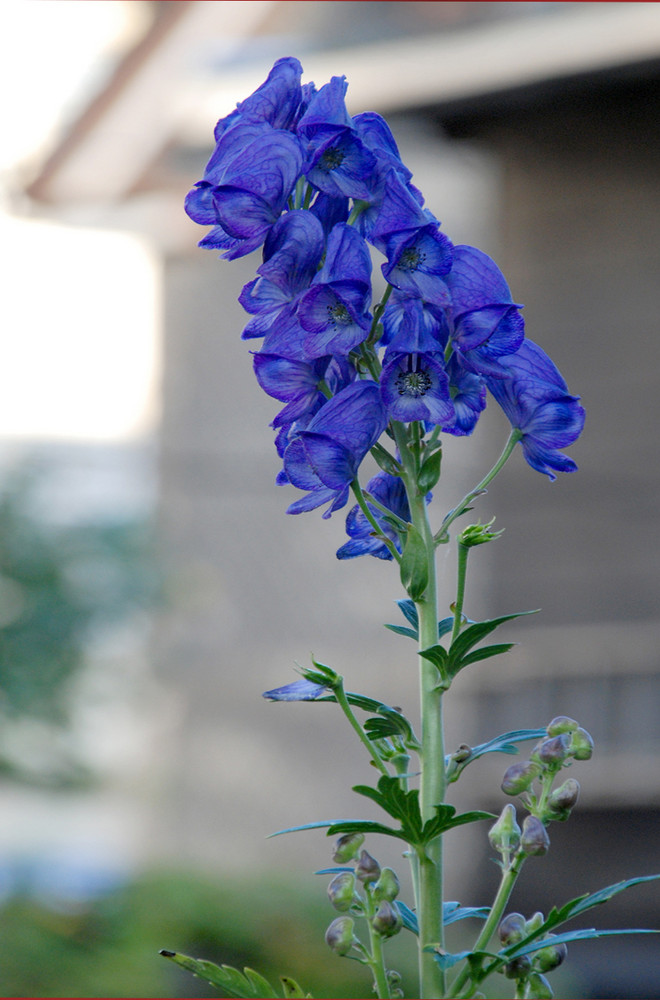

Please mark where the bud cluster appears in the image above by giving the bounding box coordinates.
[490,718,593,870]
[324,834,404,994]
[498,910,568,998]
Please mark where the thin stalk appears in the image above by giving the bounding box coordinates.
[437,429,522,543]
[364,890,393,999]
[451,541,469,643]
[447,852,526,998]
[351,478,401,562]
[333,677,391,777]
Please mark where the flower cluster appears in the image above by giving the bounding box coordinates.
[186,57,585,547]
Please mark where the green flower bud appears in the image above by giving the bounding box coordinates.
[525,911,545,934]
[546,715,578,737]
[457,517,503,547]
[332,833,365,864]
[386,970,404,1000]
[501,760,541,795]
[327,872,356,912]
[535,937,567,972]
[570,726,594,761]
[371,900,403,938]
[325,915,355,956]
[355,849,381,884]
[489,803,522,855]
[498,912,527,945]
[527,971,554,999]
[537,733,571,767]
[547,778,580,820]
[503,955,532,979]
[373,867,400,902]
[521,815,550,856]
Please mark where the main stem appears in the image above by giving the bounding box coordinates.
[411,489,447,998]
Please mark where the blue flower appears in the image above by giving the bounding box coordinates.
[283,381,387,517]
[239,210,325,350]
[263,678,328,701]
[252,354,330,428]
[445,245,525,376]
[297,224,373,358]
[443,356,486,437]
[380,352,455,427]
[371,171,453,303]
[337,470,410,561]
[380,291,449,354]
[185,123,303,260]
[485,340,585,479]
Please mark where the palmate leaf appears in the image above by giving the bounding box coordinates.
[397,900,488,937]
[508,926,659,960]
[445,611,537,681]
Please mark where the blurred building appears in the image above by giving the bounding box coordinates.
[19,2,660,997]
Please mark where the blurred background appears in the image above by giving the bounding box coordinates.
[1,1,659,996]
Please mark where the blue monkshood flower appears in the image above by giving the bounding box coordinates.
[485,340,585,478]
[380,291,449,354]
[185,123,304,260]
[297,77,377,199]
[444,245,525,376]
[309,191,350,236]
[297,223,373,358]
[229,55,304,133]
[263,678,328,701]
[380,352,455,427]
[350,112,422,239]
[272,357,356,465]
[252,354,331,428]
[337,470,411,561]
[239,210,325,347]
[371,170,453,303]
[283,380,387,517]
[443,356,487,437]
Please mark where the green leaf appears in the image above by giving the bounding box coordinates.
[383,623,418,640]
[363,708,419,747]
[268,820,338,837]
[160,952,280,998]
[443,901,490,925]
[371,441,402,477]
[417,448,443,493]
[397,599,419,629]
[421,809,495,844]
[445,611,538,681]
[446,728,547,777]
[326,819,407,841]
[281,977,312,998]
[438,616,454,639]
[539,874,660,932]
[508,927,659,961]
[455,642,515,670]
[429,948,496,972]
[397,900,419,934]
[418,644,449,670]
[400,525,428,600]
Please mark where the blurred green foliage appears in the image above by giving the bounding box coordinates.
[0,866,419,998]
[0,459,157,784]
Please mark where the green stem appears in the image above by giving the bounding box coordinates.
[437,429,522,543]
[451,542,469,643]
[333,677,391,777]
[447,852,525,998]
[364,890,392,999]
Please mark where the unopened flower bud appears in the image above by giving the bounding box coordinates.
[521,816,550,856]
[498,912,527,945]
[373,867,400,902]
[504,955,532,979]
[501,760,541,796]
[355,849,381,884]
[527,971,553,999]
[327,872,356,912]
[325,915,355,956]
[570,727,594,761]
[371,900,403,938]
[489,803,522,855]
[387,970,403,999]
[525,911,545,934]
[537,733,571,767]
[535,936,567,972]
[332,833,365,864]
[546,716,578,737]
[548,778,580,820]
